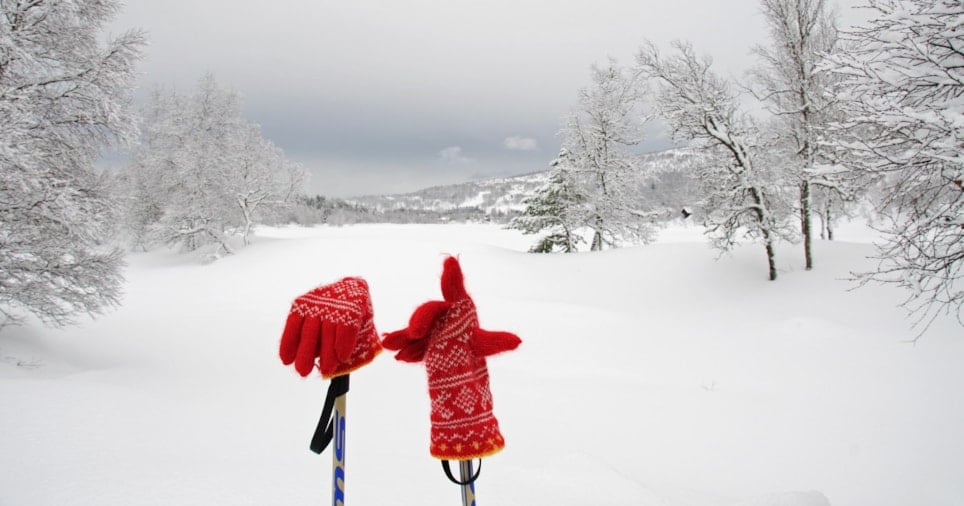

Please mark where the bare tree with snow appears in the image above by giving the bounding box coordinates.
[230,123,307,244]
[826,0,963,329]
[637,41,795,281]
[122,75,306,257]
[115,88,184,250]
[750,0,843,270]
[562,59,658,251]
[0,0,144,328]
[139,76,241,255]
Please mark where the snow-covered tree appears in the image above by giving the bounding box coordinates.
[510,149,587,253]
[229,123,307,244]
[563,59,658,251]
[811,179,854,240]
[0,0,144,328]
[122,75,306,256]
[637,41,795,280]
[826,0,963,328]
[750,0,843,270]
[115,88,183,250]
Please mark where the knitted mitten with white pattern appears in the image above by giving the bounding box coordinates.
[382,257,521,460]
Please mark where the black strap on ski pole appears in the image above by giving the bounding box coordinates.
[441,459,482,485]
[309,374,350,454]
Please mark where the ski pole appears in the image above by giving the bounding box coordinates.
[458,460,477,506]
[331,391,347,506]
[311,375,351,505]
[278,276,383,506]
[442,459,481,506]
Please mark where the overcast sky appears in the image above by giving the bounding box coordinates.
[109,0,862,197]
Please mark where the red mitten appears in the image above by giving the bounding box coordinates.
[383,257,521,460]
[280,277,382,378]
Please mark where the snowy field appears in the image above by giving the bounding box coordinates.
[1,222,961,506]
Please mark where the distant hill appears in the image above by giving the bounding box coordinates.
[347,171,550,215]
[345,148,707,218]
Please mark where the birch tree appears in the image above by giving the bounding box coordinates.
[230,123,307,244]
[826,0,963,328]
[123,75,306,256]
[637,41,795,280]
[750,0,842,270]
[0,0,144,327]
[116,88,184,250]
[563,59,657,251]
[144,77,240,254]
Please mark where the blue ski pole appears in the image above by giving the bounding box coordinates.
[443,459,481,506]
[331,392,347,506]
[310,375,351,505]
[458,460,477,506]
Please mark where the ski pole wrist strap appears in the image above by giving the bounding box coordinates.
[310,374,351,454]
[441,459,482,485]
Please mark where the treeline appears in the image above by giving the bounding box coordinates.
[289,196,520,225]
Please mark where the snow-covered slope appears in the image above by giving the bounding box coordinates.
[345,148,708,216]
[1,222,961,506]
[348,172,550,215]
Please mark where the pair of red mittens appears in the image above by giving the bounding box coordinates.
[279,257,520,460]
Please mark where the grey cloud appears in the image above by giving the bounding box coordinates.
[111,0,867,197]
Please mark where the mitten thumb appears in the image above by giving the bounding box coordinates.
[472,328,521,357]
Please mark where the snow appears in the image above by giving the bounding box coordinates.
[460,190,491,208]
[1,222,962,506]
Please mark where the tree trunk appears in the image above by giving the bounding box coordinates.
[563,225,577,253]
[590,215,604,251]
[825,205,834,241]
[800,180,813,270]
[749,187,777,281]
[242,219,253,246]
[764,230,777,281]
[591,230,603,251]
[818,203,827,240]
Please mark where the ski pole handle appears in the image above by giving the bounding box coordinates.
[310,375,350,454]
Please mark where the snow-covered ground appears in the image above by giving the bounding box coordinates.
[1,222,961,506]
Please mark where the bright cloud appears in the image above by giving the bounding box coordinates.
[503,136,539,151]
[438,146,475,164]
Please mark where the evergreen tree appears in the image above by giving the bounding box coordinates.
[510,150,587,253]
